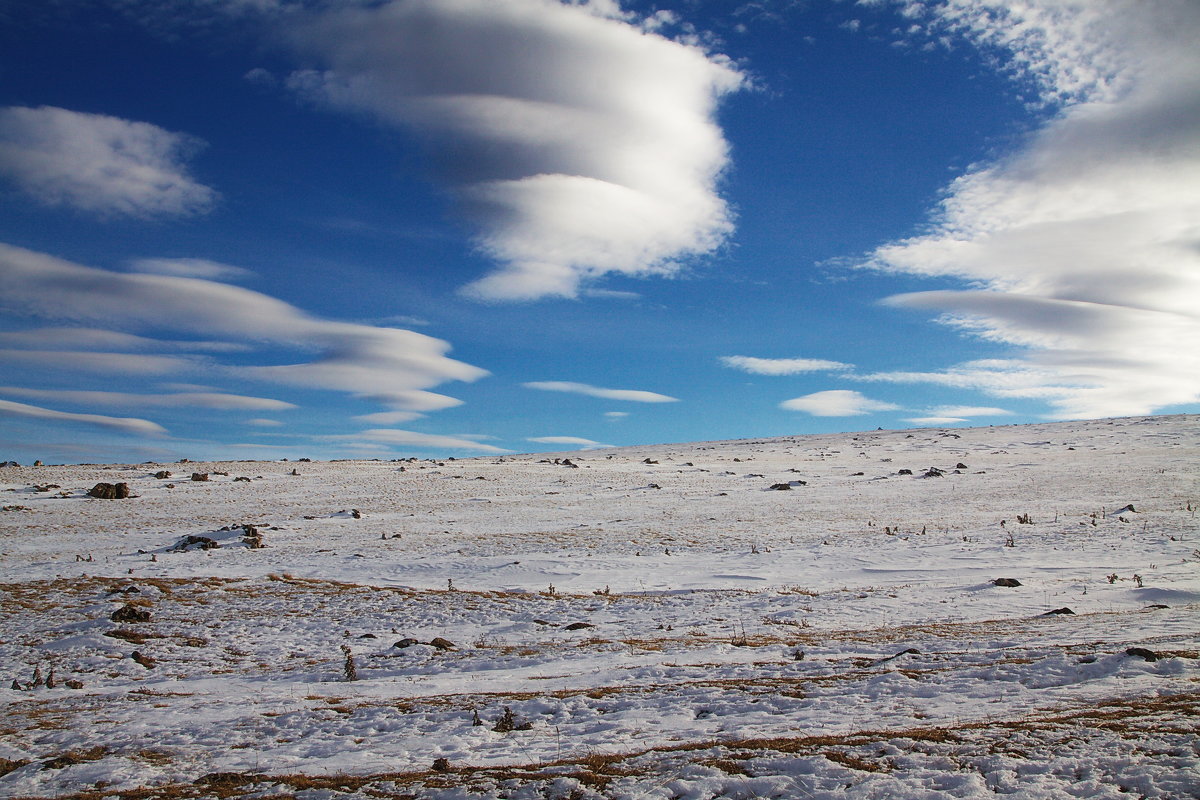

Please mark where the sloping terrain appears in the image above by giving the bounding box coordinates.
[1,415,1197,798]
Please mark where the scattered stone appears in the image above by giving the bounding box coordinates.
[33,484,61,492]
[392,638,420,649]
[105,629,150,644]
[111,604,151,623]
[64,679,83,689]
[233,476,251,483]
[171,535,220,552]
[357,633,377,639]
[643,458,658,464]
[2,505,31,512]
[563,622,594,630]
[898,469,913,475]
[1113,504,1137,514]
[190,473,209,482]
[1146,604,1170,610]
[87,482,130,500]
[432,758,452,772]
[768,483,792,491]
[350,509,362,519]
[154,471,172,479]
[922,469,944,478]
[131,651,157,669]
[429,637,456,650]
[532,619,553,626]
[1043,607,1075,616]
[993,578,1022,587]
[1125,647,1159,662]
[956,463,968,469]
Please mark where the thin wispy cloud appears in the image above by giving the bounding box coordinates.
[350,428,511,453]
[780,389,900,417]
[0,398,167,436]
[0,106,217,217]
[720,355,853,375]
[0,243,487,413]
[863,0,1200,418]
[524,381,679,403]
[128,258,254,281]
[527,436,611,448]
[0,387,295,411]
[282,0,744,301]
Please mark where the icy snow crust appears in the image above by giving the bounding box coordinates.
[0,415,1197,799]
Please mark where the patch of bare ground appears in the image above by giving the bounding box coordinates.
[13,692,1195,800]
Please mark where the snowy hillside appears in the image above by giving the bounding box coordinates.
[1,415,1197,798]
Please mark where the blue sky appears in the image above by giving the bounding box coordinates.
[1,0,1197,464]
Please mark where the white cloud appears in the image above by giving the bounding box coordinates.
[524,380,679,403]
[720,355,853,375]
[245,418,284,426]
[0,327,248,353]
[128,258,254,281]
[0,399,167,436]
[0,387,295,411]
[352,411,425,425]
[864,1,1200,419]
[351,428,511,453]
[527,435,611,447]
[928,405,1012,417]
[780,389,900,417]
[282,0,744,301]
[0,243,487,413]
[604,411,630,418]
[0,106,217,217]
[902,416,968,426]
[0,349,197,376]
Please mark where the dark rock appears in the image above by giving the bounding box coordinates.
[563,622,594,630]
[432,757,452,772]
[111,604,151,623]
[358,633,377,639]
[956,463,968,469]
[768,483,792,491]
[1146,604,1169,610]
[190,473,209,482]
[922,469,944,478]
[898,469,913,475]
[131,651,156,669]
[170,535,219,552]
[154,471,172,479]
[643,458,658,464]
[233,476,251,483]
[532,619,553,626]
[993,578,1022,587]
[429,637,456,650]
[392,638,420,649]
[1125,647,1159,661]
[1043,607,1075,616]
[87,482,130,499]
[1114,504,1137,514]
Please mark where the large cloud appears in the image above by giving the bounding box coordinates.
[0,106,217,217]
[863,1,1200,418]
[0,243,487,413]
[282,0,744,300]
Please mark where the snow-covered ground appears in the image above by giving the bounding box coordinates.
[1,415,1197,799]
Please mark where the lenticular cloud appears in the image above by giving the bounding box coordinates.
[284,0,744,301]
[866,0,1200,418]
